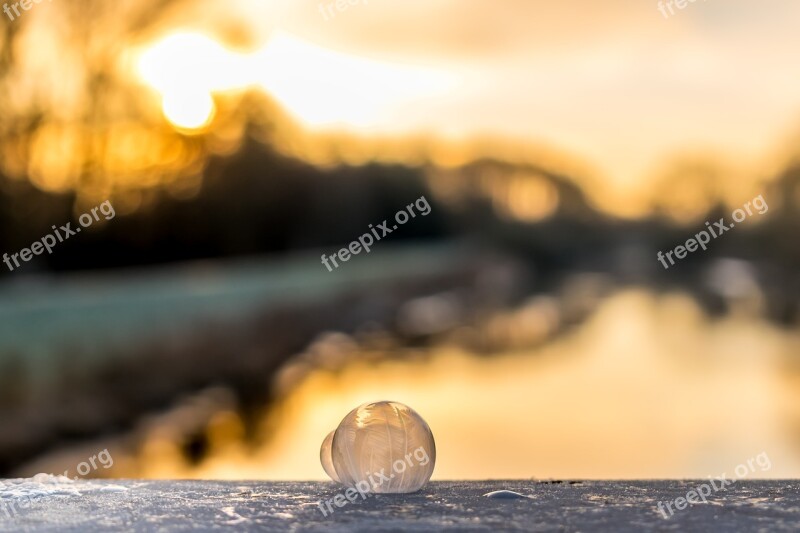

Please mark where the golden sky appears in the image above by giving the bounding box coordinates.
[6,0,800,211]
[205,0,800,190]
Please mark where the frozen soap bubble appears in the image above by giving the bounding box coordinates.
[319,430,340,483]
[320,401,435,493]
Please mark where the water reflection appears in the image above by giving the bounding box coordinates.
[151,289,800,480]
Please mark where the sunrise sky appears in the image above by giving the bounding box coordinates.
[145,0,800,193]
[6,0,800,210]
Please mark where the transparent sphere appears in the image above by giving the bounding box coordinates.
[320,401,436,493]
[319,430,340,483]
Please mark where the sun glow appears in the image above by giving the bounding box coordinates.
[252,32,456,129]
[161,91,215,131]
[138,32,251,132]
[137,31,456,132]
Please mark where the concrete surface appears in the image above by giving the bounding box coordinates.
[1,479,798,532]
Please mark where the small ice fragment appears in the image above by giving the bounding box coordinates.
[220,506,249,525]
[98,484,129,492]
[483,490,529,499]
[31,473,74,484]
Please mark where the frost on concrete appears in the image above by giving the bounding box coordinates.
[0,480,798,532]
[0,474,128,528]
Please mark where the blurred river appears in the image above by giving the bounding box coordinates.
[140,290,800,480]
[8,248,800,480]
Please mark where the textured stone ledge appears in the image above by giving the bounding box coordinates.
[1,480,798,532]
